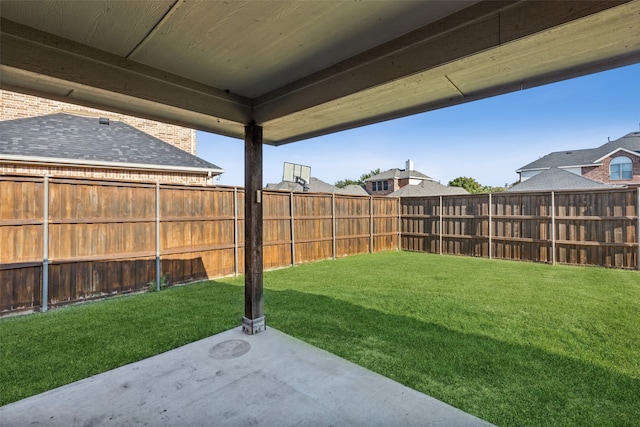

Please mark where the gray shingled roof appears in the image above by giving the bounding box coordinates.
[265,178,370,195]
[517,132,640,171]
[387,180,469,197]
[266,177,339,193]
[364,168,433,182]
[339,184,369,196]
[0,113,222,172]
[507,167,620,192]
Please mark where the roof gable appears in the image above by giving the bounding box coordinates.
[508,167,619,192]
[387,180,468,197]
[0,113,222,173]
[365,168,433,182]
[593,146,640,163]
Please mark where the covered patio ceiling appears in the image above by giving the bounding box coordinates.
[2,0,639,146]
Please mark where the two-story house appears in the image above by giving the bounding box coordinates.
[515,132,640,188]
[364,160,430,195]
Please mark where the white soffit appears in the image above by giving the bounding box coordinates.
[1,0,639,145]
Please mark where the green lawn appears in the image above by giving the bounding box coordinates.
[2,252,639,426]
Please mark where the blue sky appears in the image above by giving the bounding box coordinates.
[197,63,640,188]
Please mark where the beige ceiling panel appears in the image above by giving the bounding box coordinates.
[0,0,174,56]
[262,73,461,144]
[447,1,640,96]
[128,0,476,98]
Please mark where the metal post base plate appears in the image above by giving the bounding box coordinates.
[242,316,266,335]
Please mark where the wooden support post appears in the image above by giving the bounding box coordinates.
[637,187,639,271]
[233,187,239,277]
[242,122,266,334]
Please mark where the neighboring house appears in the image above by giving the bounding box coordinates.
[507,167,620,192]
[365,160,438,196]
[1,90,197,155]
[266,176,368,195]
[516,132,640,187]
[388,180,469,197]
[0,113,223,185]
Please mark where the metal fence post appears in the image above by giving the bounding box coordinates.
[397,196,401,251]
[290,191,296,266]
[155,182,161,291]
[551,191,556,266]
[488,193,492,259]
[234,187,239,276]
[369,196,374,253]
[637,187,640,270]
[439,195,443,255]
[332,193,336,259]
[42,176,49,312]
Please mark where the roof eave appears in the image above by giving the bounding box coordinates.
[0,154,224,175]
[517,164,602,173]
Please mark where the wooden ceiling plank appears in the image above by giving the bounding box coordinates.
[0,18,252,125]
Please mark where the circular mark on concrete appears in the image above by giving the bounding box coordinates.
[209,340,251,360]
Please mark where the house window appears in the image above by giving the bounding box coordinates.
[372,180,387,192]
[610,156,633,180]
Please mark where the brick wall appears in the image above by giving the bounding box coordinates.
[366,178,397,196]
[1,90,196,154]
[582,154,640,185]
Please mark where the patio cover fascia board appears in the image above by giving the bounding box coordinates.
[2,1,640,146]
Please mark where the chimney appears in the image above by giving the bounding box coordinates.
[406,159,414,171]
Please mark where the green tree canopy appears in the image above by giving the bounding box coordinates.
[449,177,510,194]
[481,185,507,193]
[448,176,483,193]
[335,168,382,188]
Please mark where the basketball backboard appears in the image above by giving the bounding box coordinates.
[283,162,311,183]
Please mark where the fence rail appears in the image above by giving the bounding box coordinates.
[1,175,399,314]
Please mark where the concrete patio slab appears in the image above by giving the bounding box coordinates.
[0,327,493,426]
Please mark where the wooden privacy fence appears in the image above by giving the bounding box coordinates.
[0,175,399,314]
[2,175,639,316]
[401,188,640,269]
